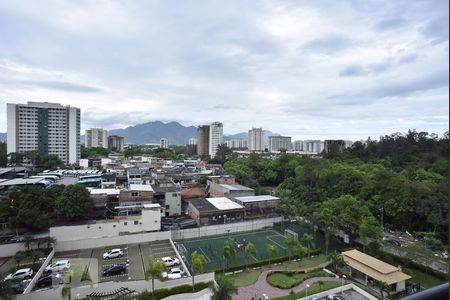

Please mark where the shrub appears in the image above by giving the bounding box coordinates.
[266,270,330,289]
[136,281,214,300]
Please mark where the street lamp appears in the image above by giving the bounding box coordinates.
[306,283,310,299]
[341,274,346,295]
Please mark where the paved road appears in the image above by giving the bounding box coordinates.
[233,262,341,300]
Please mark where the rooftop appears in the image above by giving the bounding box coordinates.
[206,197,244,210]
[342,249,411,285]
[211,183,254,192]
[234,195,280,203]
[129,184,154,192]
[89,188,121,195]
[0,178,45,186]
[188,198,218,213]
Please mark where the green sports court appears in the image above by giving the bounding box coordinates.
[174,228,290,272]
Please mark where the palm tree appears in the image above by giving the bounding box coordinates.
[300,233,314,257]
[0,278,14,300]
[145,257,166,295]
[45,236,57,249]
[211,275,238,300]
[223,240,236,273]
[61,267,85,300]
[244,242,257,270]
[266,244,278,265]
[376,281,391,300]
[23,234,35,250]
[318,280,324,292]
[294,245,307,266]
[13,251,27,268]
[191,251,207,291]
[30,250,44,267]
[285,235,298,261]
[327,251,346,273]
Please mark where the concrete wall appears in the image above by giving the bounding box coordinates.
[0,242,27,258]
[171,217,283,240]
[55,231,171,252]
[17,272,215,300]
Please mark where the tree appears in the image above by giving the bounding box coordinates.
[44,236,57,249]
[318,280,324,292]
[30,250,44,267]
[316,208,335,255]
[56,185,93,220]
[61,266,88,300]
[211,275,238,300]
[144,257,166,295]
[266,244,278,265]
[190,251,207,291]
[376,281,391,300]
[359,216,383,252]
[244,242,257,269]
[13,251,27,268]
[214,144,233,165]
[23,234,35,250]
[293,244,307,265]
[327,251,346,273]
[300,233,314,257]
[223,240,236,272]
[0,276,14,300]
[285,235,298,261]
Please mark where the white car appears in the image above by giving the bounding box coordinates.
[162,267,183,280]
[4,268,33,281]
[103,249,124,259]
[161,257,180,267]
[45,260,71,273]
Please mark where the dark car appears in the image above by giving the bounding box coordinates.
[36,274,62,288]
[102,264,126,277]
[11,283,24,294]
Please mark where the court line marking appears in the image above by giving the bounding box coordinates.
[198,247,211,263]
[266,235,287,250]
[179,229,277,243]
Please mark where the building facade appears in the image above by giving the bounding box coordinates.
[108,135,124,152]
[7,101,80,164]
[160,138,169,149]
[85,128,108,149]
[197,125,209,156]
[225,139,247,149]
[248,128,264,151]
[209,122,223,158]
[268,136,292,152]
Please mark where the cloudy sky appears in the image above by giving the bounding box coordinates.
[0,0,448,140]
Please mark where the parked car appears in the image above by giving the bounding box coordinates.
[11,283,24,294]
[103,249,124,259]
[45,260,71,273]
[36,274,62,288]
[102,264,127,277]
[4,268,33,281]
[161,256,180,267]
[328,294,346,300]
[162,267,183,280]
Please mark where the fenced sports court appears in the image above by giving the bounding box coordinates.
[175,228,289,272]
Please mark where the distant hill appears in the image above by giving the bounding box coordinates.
[107,121,198,145]
[224,130,279,143]
[0,132,5,142]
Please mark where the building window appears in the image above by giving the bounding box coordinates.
[165,205,170,209]
[134,220,139,225]
[124,222,127,226]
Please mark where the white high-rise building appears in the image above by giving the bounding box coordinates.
[268,136,292,152]
[248,128,264,151]
[7,101,80,164]
[85,128,108,149]
[209,122,223,158]
[225,139,247,149]
[160,138,169,149]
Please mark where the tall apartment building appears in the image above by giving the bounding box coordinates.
[248,128,264,151]
[108,135,124,152]
[209,122,223,158]
[7,101,80,164]
[293,140,324,153]
[187,138,197,156]
[268,136,292,152]
[85,128,108,148]
[197,125,210,156]
[160,138,169,149]
[225,139,248,149]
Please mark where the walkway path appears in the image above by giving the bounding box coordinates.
[233,262,341,300]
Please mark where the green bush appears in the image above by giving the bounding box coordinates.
[266,270,330,289]
[213,248,322,273]
[136,281,213,300]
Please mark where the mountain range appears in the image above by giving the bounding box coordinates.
[1,121,278,145]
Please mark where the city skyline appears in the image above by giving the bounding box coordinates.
[0,1,448,140]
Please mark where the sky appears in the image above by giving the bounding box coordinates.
[0,0,448,141]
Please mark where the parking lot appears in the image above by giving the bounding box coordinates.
[52,239,182,284]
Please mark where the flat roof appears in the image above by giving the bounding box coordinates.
[188,198,218,213]
[342,249,411,285]
[129,184,154,192]
[234,195,280,203]
[89,188,120,195]
[143,203,161,209]
[0,178,45,186]
[206,197,244,210]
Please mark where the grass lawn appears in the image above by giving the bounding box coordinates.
[271,281,341,300]
[403,267,447,289]
[226,254,327,288]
